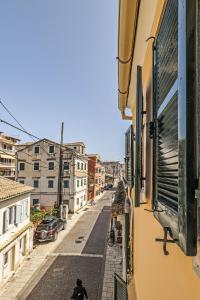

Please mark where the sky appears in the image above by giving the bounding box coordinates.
[0,0,130,161]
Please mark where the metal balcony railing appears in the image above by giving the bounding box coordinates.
[114,273,127,300]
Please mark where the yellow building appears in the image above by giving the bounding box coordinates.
[118,1,200,299]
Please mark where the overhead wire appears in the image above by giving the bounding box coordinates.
[0,148,51,169]
[0,100,56,167]
[0,104,88,165]
[0,118,88,163]
[0,99,59,167]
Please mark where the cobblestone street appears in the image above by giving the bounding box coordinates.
[0,191,114,300]
[26,194,112,300]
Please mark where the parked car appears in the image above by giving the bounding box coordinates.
[104,184,113,190]
[34,216,66,242]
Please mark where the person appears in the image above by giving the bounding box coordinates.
[71,279,88,300]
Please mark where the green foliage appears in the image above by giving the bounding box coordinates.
[30,210,47,225]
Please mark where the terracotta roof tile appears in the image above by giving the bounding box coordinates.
[0,177,33,201]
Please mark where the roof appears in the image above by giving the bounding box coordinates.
[0,132,20,142]
[16,138,59,152]
[0,177,33,202]
[64,142,85,147]
[17,138,84,153]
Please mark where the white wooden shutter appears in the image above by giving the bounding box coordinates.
[15,205,22,224]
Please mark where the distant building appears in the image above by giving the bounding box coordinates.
[88,154,102,201]
[101,166,106,191]
[102,161,124,183]
[0,132,20,180]
[16,139,88,213]
[0,177,33,285]
[64,142,86,155]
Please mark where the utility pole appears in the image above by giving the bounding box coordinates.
[57,122,64,218]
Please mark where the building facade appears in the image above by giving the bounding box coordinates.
[0,177,33,286]
[0,132,20,180]
[118,1,200,300]
[102,161,124,185]
[16,139,88,213]
[88,154,102,201]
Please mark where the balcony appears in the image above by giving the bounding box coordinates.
[0,148,15,154]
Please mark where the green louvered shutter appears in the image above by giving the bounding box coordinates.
[152,0,197,256]
[135,65,144,207]
[125,125,134,186]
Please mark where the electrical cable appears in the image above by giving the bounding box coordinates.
[0,118,88,165]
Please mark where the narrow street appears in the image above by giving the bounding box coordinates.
[25,191,113,300]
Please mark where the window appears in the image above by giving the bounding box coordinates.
[9,207,14,225]
[85,163,87,170]
[48,162,54,170]
[33,180,39,188]
[25,201,29,216]
[77,180,79,187]
[49,145,55,154]
[77,162,80,170]
[48,180,54,188]
[4,252,8,266]
[34,146,40,154]
[15,205,22,224]
[95,179,98,184]
[76,198,79,205]
[19,180,24,184]
[151,0,196,256]
[64,180,69,188]
[34,162,40,171]
[63,162,69,171]
[33,199,39,206]
[81,178,83,186]
[3,210,8,233]
[74,146,77,150]
[84,178,86,185]
[134,66,145,207]
[81,163,83,170]
[19,162,25,171]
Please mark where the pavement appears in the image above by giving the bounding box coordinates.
[0,191,114,300]
[101,242,123,300]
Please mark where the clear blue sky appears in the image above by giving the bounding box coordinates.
[0,0,130,161]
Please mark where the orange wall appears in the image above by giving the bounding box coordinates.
[134,204,200,300]
[128,1,200,299]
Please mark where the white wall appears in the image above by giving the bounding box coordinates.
[0,193,33,284]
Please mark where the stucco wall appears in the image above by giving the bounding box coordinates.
[134,204,200,300]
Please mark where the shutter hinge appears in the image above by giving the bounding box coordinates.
[149,121,155,139]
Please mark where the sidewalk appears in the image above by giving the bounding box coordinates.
[101,241,123,300]
[0,204,90,300]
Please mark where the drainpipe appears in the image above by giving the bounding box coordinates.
[121,110,132,121]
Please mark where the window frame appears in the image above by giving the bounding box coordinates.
[19,162,25,171]
[48,180,54,188]
[64,180,69,188]
[152,0,197,256]
[33,162,40,171]
[34,146,40,155]
[48,161,54,170]
[48,144,55,154]
[33,179,39,188]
